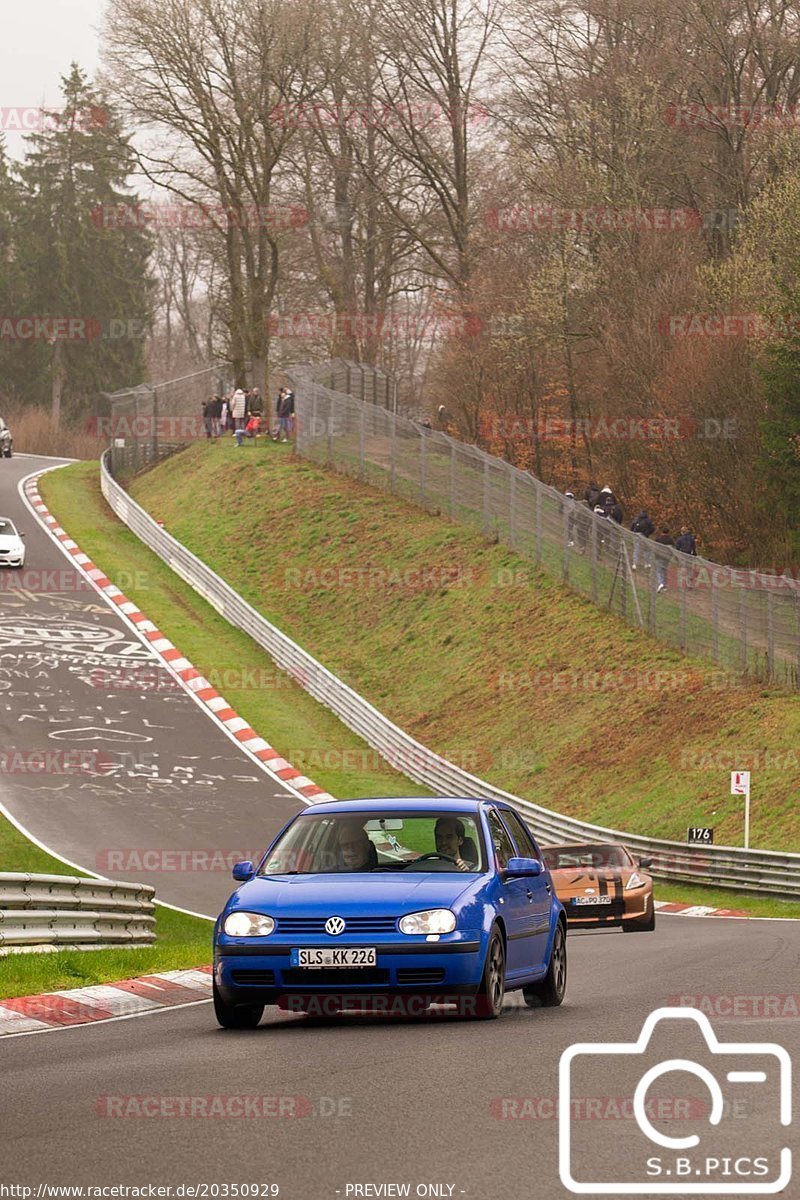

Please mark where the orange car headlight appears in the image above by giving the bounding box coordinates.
[626,872,647,890]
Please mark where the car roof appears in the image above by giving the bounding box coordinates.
[300,797,495,816]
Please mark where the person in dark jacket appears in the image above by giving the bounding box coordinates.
[584,480,601,509]
[654,527,674,591]
[276,388,294,441]
[675,526,697,556]
[630,509,654,569]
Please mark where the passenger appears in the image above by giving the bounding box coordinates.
[336,822,378,871]
[434,817,477,871]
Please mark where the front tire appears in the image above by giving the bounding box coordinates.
[213,981,264,1029]
[471,924,506,1019]
[523,919,567,1008]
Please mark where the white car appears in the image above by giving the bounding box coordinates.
[0,517,25,567]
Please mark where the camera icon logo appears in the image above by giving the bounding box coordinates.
[559,1007,792,1194]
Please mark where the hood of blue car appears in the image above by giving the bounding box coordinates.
[228,872,478,915]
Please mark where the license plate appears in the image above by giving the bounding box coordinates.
[572,895,613,906]
[290,947,377,968]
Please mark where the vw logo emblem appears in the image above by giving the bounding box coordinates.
[325,916,346,936]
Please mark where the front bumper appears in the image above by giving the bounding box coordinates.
[563,892,650,928]
[214,937,484,1002]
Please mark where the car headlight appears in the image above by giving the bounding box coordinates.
[223,911,275,937]
[626,872,647,890]
[398,909,456,935]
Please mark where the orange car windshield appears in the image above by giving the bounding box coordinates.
[544,844,633,870]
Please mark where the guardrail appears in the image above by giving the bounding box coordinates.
[0,872,156,955]
[99,451,800,898]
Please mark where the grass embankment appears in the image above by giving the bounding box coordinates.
[34,447,800,923]
[0,816,211,1000]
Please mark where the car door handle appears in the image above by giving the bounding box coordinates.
[526,889,534,900]
[545,881,552,893]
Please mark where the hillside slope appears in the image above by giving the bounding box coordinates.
[129,440,799,850]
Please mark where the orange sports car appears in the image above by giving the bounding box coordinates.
[541,842,655,933]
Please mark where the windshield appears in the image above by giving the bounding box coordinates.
[542,843,634,870]
[0,518,17,537]
[259,812,486,875]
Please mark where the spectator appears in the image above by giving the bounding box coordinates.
[245,412,261,439]
[437,404,447,427]
[201,399,213,439]
[630,508,654,570]
[210,394,223,438]
[599,485,617,514]
[584,479,601,509]
[231,388,247,436]
[593,504,610,556]
[654,526,674,592]
[220,396,229,434]
[675,526,697,556]
[564,491,576,546]
[249,387,263,416]
[276,387,294,442]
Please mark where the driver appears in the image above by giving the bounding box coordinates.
[336,822,377,871]
[434,817,476,872]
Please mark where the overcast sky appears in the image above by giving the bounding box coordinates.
[2,0,106,157]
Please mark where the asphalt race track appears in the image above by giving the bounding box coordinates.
[1,456,798,1199]
[0,455,301,914]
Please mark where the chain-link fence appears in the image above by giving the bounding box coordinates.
[103,365,229,481]
[287,357,397,411]
[289,368,800,691]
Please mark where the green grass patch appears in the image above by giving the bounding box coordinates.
[116,440,799,853]
[0,810,212,1000]
[39,462,430,801]
[656,881,800,921]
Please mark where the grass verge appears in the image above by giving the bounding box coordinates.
[0,812,211,1000]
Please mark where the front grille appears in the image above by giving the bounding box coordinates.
[282,968,390,986]
[396,968,446,985]
[276,917,397,934]
[231,970,276,986]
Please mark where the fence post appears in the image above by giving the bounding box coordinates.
[482,458,490,534]
[390,411,397,493]
[359,405,366,481]
[327,391,335,465]
[649,551,658,634]
[420,430,427,505]
[151,385,159,462]
[590,517,598,603]
[450,442,456,518]
[310,385,318,456]
[740,589,748,675]
[535,483,543,565]
[509,471,516,549]
[680,564,688,651]
[767,590,775,679]
[562,504,570,583]
[711,575,720,662]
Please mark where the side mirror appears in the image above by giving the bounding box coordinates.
[504,856,543,878]
[638,857,653,870]
[232,860,254,882]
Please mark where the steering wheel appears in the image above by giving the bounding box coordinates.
[412,853,457,864]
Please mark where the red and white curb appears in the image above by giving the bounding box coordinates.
[655,900,749,918]
[21,473,333,806]
[0,967,212,1037]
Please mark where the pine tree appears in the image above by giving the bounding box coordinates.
[15,64,153,422]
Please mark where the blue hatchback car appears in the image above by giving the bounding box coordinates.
[213,797,567,1027]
